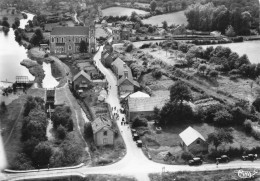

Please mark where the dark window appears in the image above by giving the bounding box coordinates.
[196,140,200,144]
[104,131,107,136]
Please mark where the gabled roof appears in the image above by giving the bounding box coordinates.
[179,126,206,146]
[128,93,169,112]
[91,116,112,134]
[51,27,89,36]
[73,70,91,82]
[129,91,150,98]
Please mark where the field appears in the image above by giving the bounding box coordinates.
[0,9,23,25]
[142,10,188,26]
[201,40,260,64]
[150,169,260,181]
[102,7,149,16]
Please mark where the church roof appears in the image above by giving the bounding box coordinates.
[51,27,89,36]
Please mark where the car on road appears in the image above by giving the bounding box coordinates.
[242,154,257,161]
[131,129,136,135]
[188,157,203,166]
[216,155,230,163]
[132,133,139,141]
[136,140,142,147]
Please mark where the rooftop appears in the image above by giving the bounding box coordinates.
[91,116,112,134]
[128,92,169,112]
[51,26,89,36]
[179,126,206,146]
[73,70,91,82]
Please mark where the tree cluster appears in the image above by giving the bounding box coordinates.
[185,3,253,35]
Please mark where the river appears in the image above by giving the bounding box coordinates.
[0,12,58,89]
[201,40,260,64]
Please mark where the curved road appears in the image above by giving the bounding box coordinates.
[2,46,260,181]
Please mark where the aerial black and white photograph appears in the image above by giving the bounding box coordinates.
[0,0,260,180]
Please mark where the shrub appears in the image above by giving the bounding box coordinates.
[244,119,252,134]
[125,43,133,52]
[57,125,67,139]
[84,122,94,140]
[32,141,53,167]
[132,116,148,128]
[213,109,233,126]
[181,151,193,162]
[152,69,162,79]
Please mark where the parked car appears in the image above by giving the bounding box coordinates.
[188,157,203,166]
[136,140,142,147]
[216,155,230,163]
[242,154,258,161]
[131,129,136,135]
[132,133,139,141]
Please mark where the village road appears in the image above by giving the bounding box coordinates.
[2,46,260,181]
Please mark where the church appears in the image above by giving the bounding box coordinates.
[49,18,96,54]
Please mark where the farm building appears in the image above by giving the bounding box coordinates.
[126,92,169,120]
[179,126,208,154]
[91,116,114,146]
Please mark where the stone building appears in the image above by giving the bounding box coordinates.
[91,116,114,146]
[50,16,96,54]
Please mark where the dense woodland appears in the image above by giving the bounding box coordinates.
[185,0,259,35]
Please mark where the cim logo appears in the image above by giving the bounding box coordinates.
[234,169,259,179]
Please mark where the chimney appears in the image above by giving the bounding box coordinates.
[124,70,128,79]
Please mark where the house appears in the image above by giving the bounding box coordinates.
[72,70,92,90]
[101,19,107,27]
[171,25,186,35]
[121,28,132,40]
[91,116,114,146]
[111,27,121,43]
[101,51,117,67]
[50,22,96,54]
[179,126,208,154]
[210,31,221,37]
[111,57,139,95]
[126,92,169,120]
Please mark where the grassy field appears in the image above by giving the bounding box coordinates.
[102,7,149,16]
[142,10,187,26]
[149,169,260,181]
[0,9,23,25]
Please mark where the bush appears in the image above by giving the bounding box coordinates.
[57,125,67,139]
[32,141,53,167]
[152,69,162,79]
[132,116,148,128]
[84,122,93,140]
[125,43,133,52]
[181,151,193,162]
[244,119,252,134]
[213,109,233,126]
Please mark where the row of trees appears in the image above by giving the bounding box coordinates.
[185,3,253,35]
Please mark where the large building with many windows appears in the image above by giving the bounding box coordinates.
[50,25,96,54]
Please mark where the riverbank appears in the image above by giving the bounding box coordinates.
[27,47,70,88]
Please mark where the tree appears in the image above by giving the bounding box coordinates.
[170,81,192,104]
[32,141,53,166]
[152,68,162,79]
[79,40,88,53]
[30,28,44,46]
[84,122,93,140]
[0,101,7,114]
[207,128,233,150]
[209,70,219,79]
[57,125,67,139]
[11,153,34,170]
[23,96,44,117]
[253,97,260,112]
[23,137,41,156]
[181,151,193,162]
[213,109,233,126]
[148,26,154,33]
[125,44,133,52]
[162,21,168,30]
[198,64,207,75]
[225,25,236,37]
[2,17,10,28]
[150,0,157,11]
[132,116,148,128]
[51,106,72,129]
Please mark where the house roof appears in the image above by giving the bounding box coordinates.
[129,91,150,98]
[51,27,89,36]
[128,93,169,112]
[179,126,206,146]
[91,116,112,134]
[73,70,91,82]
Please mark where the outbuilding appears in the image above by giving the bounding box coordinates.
[179,126,208,154]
